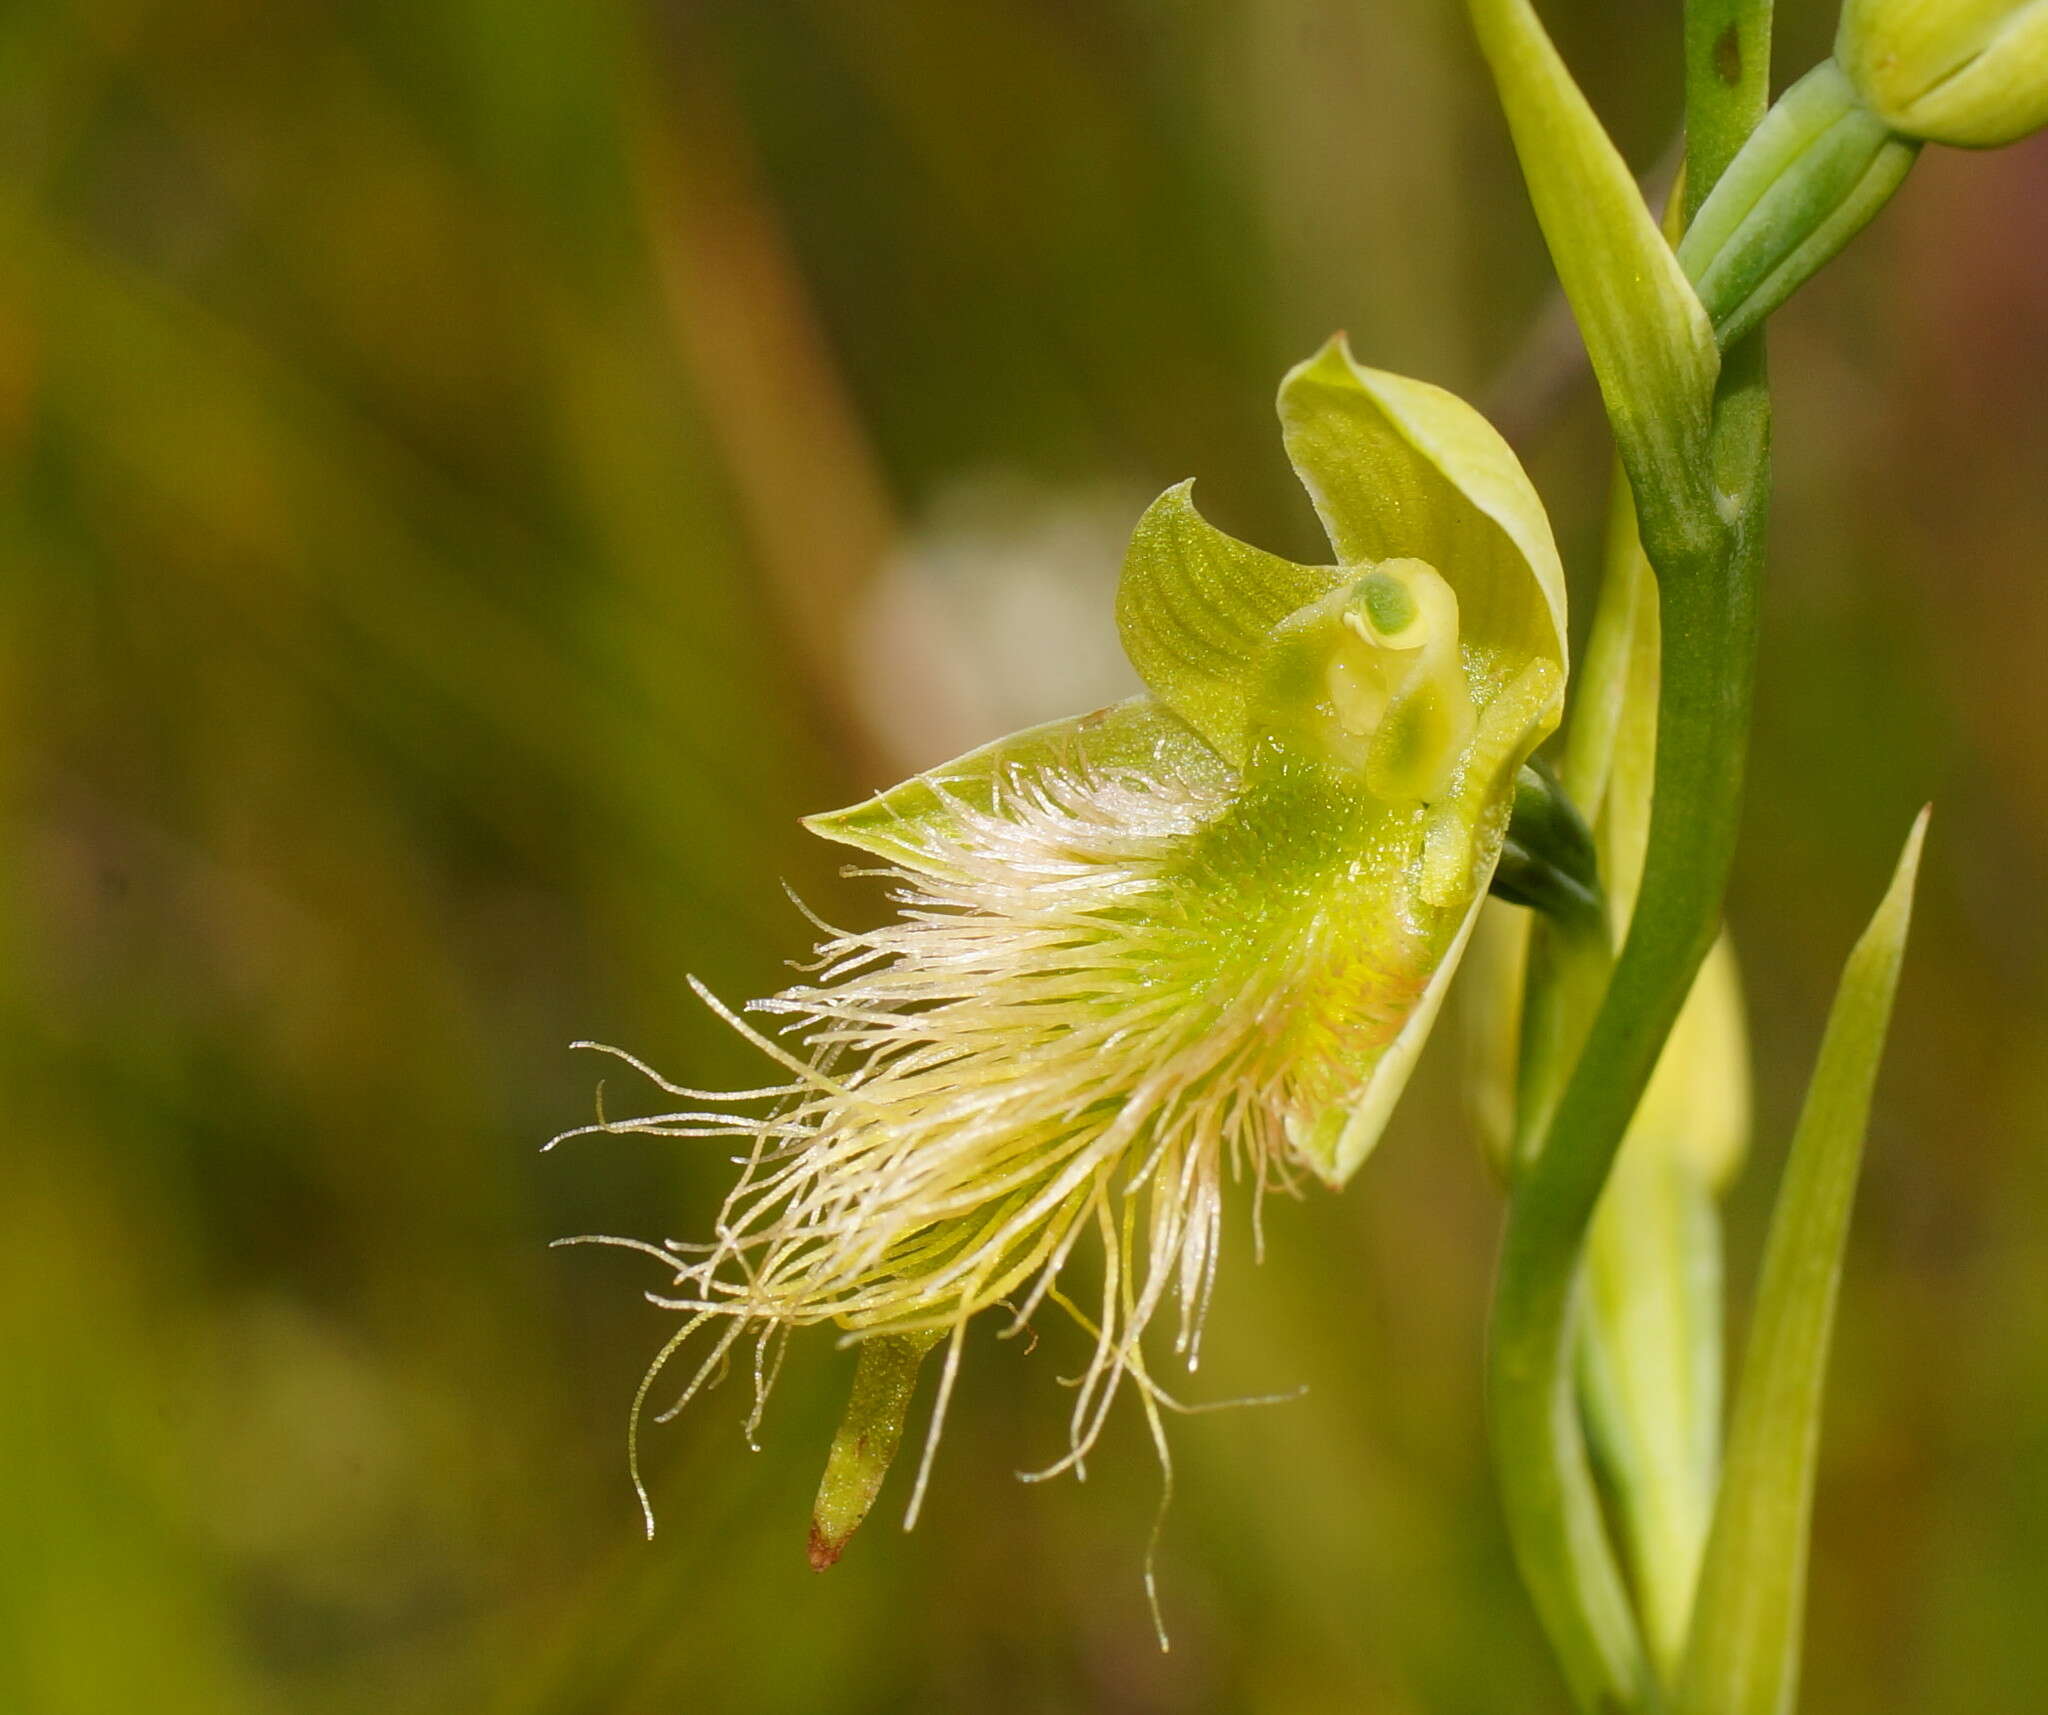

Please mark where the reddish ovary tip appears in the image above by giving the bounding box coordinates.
[807,1520,845,1572]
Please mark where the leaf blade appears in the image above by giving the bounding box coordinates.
[1465,0,1721,516]
[1677,808,1931,1715]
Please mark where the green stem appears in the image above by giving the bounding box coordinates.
[1492,369,1766,1715]
[1490,461,1761,1704]
[1488,8,1774,1711]
[1681,0,1776,224]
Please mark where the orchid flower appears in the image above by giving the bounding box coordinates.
[557,334,1567,1571]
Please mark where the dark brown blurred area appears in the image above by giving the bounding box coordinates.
[3,3,2043,1711]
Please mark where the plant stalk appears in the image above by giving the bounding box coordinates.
[1486,5,1774,1709]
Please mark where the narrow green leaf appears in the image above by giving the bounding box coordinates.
[1580,934,1750,1681]
[1580,1144,1724,1685]
[1466,0,1721,515]
[802,695,1230,872]
[1116,480,1342,765]
[1677,809,1931,1715]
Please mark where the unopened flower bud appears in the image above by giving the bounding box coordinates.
[1838,0,2048,147]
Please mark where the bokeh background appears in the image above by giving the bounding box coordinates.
[7,2,2046,1711]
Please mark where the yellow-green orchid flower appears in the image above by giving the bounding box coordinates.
[559,335,1567,1563]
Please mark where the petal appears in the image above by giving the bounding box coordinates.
[1115,479,1344,765]
[803,695,1231,872]
[1303,874,1495,1186]
[1278,336,1568,687]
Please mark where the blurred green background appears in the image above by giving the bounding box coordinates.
[6,2,2045,1711]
